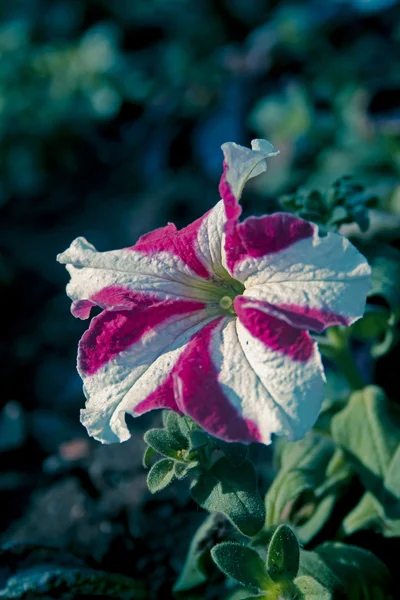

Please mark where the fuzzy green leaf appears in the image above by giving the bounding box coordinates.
[147,458,175,493]
[383,443,400,518]
[298,550,345,597]
[296,494,336,545]
[295,575,332,599]
[173,514,227,593]
[343,492,400,538]
[166,412,190,448]
[174,460,199,480]
[189,430,209,450]
[315,542,392,598]
[211,542,271,590]
[265,433,334,527]
[191,458,265,537]
[142,445,156,468]
[144,428,183,459]
[331,386,400,502]
[211,439,248,467]
[266,525,299,583]
[0,566,146,599]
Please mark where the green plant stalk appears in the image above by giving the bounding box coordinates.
[332,345,364,391]
[322,327,365,391]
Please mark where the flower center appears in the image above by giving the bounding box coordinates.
[219,295,233,310]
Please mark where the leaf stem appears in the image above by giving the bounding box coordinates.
[332,345,364,391]
[321,327,365,391]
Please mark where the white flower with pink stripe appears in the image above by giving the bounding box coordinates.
[58,139,371,446]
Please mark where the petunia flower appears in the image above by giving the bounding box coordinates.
[57,139,371,446]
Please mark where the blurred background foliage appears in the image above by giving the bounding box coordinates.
[0,0,399,597]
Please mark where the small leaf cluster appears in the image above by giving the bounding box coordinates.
[279,176,376,233]
[211,524,391,599]
[143,411,265,537]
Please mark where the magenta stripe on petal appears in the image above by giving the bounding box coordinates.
[134,377,182,415]
[72,285,179,320]
[131,215,211,279]
[226,213,314,273]
[219,161,242,222]
[78,295,206,375]
[135,318,261,443]
[235,296,314,362]
[274,304,350,333]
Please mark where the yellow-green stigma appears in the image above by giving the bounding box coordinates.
[219,295,233,311]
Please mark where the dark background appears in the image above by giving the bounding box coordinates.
[0,0,399,597]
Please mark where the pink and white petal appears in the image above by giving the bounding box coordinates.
[224,212,315,277]
[57,237,224,318]
[131,199,235,280]
[194,200,229,277]
[169,318,262,443]
[219,139,279,212]
[132,217,210,279]
[228,300,326,442]
[80,311,218,444]
[239,225,371,331]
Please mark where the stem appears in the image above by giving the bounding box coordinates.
[323,327,365,391]
[333,345,364,390]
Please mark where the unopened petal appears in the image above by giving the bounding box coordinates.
[219,139,279,206]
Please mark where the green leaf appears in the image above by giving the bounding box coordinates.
[142,445,156,468]
[211,542,272,591]
[225,592,263,600]
[189,429,209,450]
[298,550,345,597]
[174,460,199,480]
[210,439,249,467]
[147,458,175,493]
[294,575,332,600]
[173,514,226,593]
[331,386,400,502]
[365,244,400,322]
[144,428,183,459]
[266,525,299,583]
[265,433,334,527]
[191,458,265,537]
[343,442,400,535]
[343,492,400,538]
[166,411,189,448]
[0,566,146,599]
[296,494,336,545]
[315,542,392,598]
[383,443,400,518]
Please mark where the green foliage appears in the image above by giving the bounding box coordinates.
[297,549,345,597]
[0,566,146,599]
[266,525,299,583]
[211,542,272,590]
[365,244,400,323]
[147,457,175,493]
[332,386,400,505]
[315,542,392,599]
[295,576,333,599]
[211,524,391,599]
[279,176,376,232]
[142,412,263,536]
[174,514,229,594]
[191,458,265,537]
[265,433,351,543]
[209,439,249,468]
[343,492,400,538]
[144,427,186,459]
